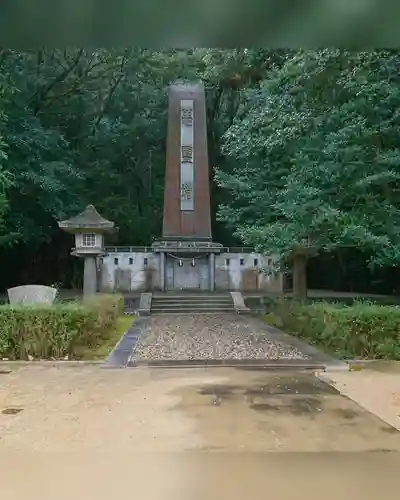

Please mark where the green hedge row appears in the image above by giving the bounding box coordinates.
[0,294,124,360]
[265,299,400,359]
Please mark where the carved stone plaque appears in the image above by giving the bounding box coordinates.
[180,99,194,211]
[181,181,194,201]
[181,106,193,127]
[181,145,193,163]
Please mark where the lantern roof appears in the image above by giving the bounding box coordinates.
[58,205,115,233]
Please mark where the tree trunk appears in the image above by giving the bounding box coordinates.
[292,253,308,302]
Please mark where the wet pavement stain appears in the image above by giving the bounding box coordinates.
[332,408,359,420]
[368,448,395,453]
[198,376,339,401]
[246,376,339,396]
[290,397,323,416]
[381,425,400,434]
[197,376,337,416]
[2,408,24,415]
[171,370,400,452]
[247,393,325,416]
[199,385,241,398]
[250,402,279,412]
[249,396,323,416]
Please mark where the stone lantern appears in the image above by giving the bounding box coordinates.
[58,205,115,298]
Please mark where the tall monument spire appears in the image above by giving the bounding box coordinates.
[162,82,212,240]
[153,81,222,292]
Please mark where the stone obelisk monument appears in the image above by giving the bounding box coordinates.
[162,82,212,240]
[152,82,222,291]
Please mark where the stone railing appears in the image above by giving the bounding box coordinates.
[104,246,152,253]
[104,245,255,253]
[222,247,254,253]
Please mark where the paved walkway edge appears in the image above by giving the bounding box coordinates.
[105,317,149,367]
[316,371,400,432]
[128,358,326,369]
[0,360,103,367]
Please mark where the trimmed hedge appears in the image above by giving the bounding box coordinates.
[0,294,124,360]
[265,298,400,360]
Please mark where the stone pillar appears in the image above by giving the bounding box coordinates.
[83,256,97,297]
[162,83,212,240]
[209,252,215,291]
[160,252,166,291]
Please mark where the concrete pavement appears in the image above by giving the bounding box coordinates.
[1,364,400,498]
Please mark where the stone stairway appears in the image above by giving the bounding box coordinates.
[150,292,236,315]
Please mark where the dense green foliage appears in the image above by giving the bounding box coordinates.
[0,49,399,293]
[0,293,124,359]
[216,50,400,296]
[265,299,400,359]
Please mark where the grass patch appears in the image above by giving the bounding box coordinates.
[75,315,135,360]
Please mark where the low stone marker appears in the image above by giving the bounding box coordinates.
[230,291,250,314]
[138,292,152,316]
[7,285,57,306]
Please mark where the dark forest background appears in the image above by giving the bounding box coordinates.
[0,49,399,295]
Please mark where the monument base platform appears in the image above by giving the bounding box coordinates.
[99,246,283,295]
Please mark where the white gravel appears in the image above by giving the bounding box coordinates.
[134,314,307,361]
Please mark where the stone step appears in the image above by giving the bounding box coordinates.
[151,302,235,308]
[152,296,233,303]
[151,293,235,315]
[153,305,232,308]
[151,311,233,316]
[151,304,235,311]
[153,294,231,297]
[152,299,233,306]
[152,295,232,299]
[151,300,234,305]
[152,295,231,300]
[151,309,236,315]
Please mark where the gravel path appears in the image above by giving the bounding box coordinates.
[133,314,307,361]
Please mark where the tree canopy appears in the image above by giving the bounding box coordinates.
[0,48,399,295]
[216,49,400,298]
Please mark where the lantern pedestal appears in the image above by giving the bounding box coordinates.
[83,255,98,297]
